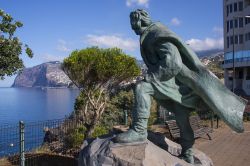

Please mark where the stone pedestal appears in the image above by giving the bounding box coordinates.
[78,134,213,166]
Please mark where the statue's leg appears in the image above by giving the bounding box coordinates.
[115,81,154,143]
[173,103,194,164]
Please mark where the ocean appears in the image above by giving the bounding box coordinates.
[0,88,79,124]
[0,88,80,156]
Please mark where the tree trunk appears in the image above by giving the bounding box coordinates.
[83,89,107,138]
[85,123,96,138]
[84,111,100,138]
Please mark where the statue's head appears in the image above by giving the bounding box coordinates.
[130,9,152,35]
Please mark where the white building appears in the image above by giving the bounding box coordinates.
[223,0,250,95]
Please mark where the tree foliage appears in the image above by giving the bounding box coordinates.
[108,90,158,128]
[107,90,134,126]
[62,47,140,89]
[62,47,140,138]
[0,9,33,80]
[110,90,134,111]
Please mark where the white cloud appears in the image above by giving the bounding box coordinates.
[213,26,223,36]
[85,34,138,51]
[126,0,149,8]
[186,37,223,52]
[56,39,71,52]
[170,17,181,26]
[42,53,65,62]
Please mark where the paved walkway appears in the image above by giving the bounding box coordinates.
[194,122,250,166]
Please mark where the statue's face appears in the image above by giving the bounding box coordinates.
[130,18,143,35]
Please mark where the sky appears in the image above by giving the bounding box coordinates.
[0,0,223,87]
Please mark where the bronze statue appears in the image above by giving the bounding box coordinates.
[115,9,247,164]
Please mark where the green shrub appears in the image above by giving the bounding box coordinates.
[148,111,158,127]
[148,98,158,127]
[91,125,109,138]
[78,126,86,133]
[244,112,250,121]
[105,90,134,127]
[190,111,198,116]
[64,126,86,148]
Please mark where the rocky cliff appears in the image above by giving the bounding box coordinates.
[12,61,72,88]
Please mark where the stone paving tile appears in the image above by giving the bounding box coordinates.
[194,122,250,166]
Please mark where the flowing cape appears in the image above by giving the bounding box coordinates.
[140,22,247,133]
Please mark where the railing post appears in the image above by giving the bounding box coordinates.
[210,111,214,129]
[216,116,219,129]
[124,110,128,126]
[19,121,25,166]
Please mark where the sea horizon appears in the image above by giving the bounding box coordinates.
[0,88,79,124]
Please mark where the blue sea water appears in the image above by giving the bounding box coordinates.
[0,88,79,124]
[0,88,79,156]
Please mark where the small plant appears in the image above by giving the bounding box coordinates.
[148,111,158,127]
[148,98,158,127]
[91,125,109,138]
[190,111,198,116]
[33,144,52,153]
[64,126,86,149]
[243,112,250,122]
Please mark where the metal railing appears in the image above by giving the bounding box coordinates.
[0,117,82,166]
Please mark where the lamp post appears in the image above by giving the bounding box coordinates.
[232,19,235,93]
[232,15,250,93]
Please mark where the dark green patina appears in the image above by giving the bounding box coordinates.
[115,9,247,164]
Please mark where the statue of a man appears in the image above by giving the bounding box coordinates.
[115,9,247,164]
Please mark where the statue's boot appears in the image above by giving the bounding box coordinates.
[114,118,148,143]
[179,148,194,164]
[115,82,151,143]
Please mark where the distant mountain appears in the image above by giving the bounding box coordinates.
[12,50,224,88]
[199,51,224,65]
[12,61,72,88]
[196,49,223,58]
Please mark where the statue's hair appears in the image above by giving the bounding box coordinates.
[130,9,152,27]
